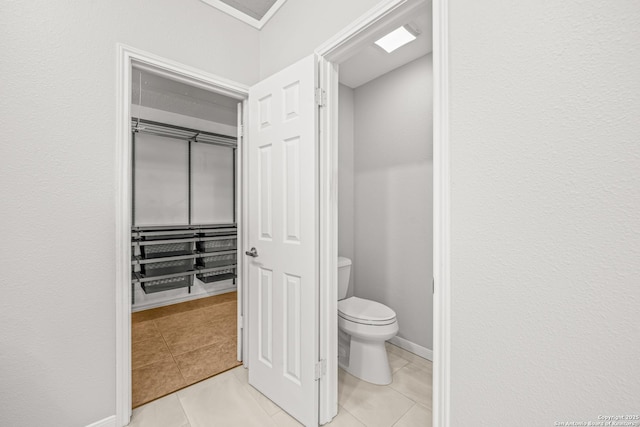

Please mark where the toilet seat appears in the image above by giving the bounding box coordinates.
[338,297,396,326]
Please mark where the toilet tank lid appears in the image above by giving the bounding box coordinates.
[338,257,352,268]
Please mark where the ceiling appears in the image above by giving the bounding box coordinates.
[339,5,432,89]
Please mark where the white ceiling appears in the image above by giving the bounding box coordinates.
[339,5,432,89]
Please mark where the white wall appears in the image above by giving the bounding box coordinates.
[134,135,235,227]
[339,84,356,296]
[0,1,258,426]
[259,0,381,78]
[135,133,190,226]
[448,0,640,423]
[133,106,236,227]
[353,55,433,350]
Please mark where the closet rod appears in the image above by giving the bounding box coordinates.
[131,223,237,232]
[131,228,237,238]
[131,118,237,148]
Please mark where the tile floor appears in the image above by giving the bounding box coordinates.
[131,292,241,407]
[127,343,432,427]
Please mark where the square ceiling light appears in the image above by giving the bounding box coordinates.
[200,0,287,29]
[374,25,418,53]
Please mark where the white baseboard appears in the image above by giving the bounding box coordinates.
[389,336,433,361]
[86,415,116,427]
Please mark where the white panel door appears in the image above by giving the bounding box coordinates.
[247,54,319,426]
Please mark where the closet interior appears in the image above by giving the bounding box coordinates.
[130,118,238,309]
[130,68,241,311]
[129,68,242,408]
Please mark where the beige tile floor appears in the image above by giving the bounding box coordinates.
[127,343,432,427]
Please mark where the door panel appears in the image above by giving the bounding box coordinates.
[247,54,319,427]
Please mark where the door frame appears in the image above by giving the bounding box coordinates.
[314,0,450,424]
[114,44,249,426]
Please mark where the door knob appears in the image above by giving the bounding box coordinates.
[245,247,258,258]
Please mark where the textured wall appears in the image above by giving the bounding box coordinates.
[354,55,433,349]
[259,0,380,78]
[0,1,258,426]
[448,0,640,424]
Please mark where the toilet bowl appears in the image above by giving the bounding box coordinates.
[338,296,398,384]
[337,257,398,385]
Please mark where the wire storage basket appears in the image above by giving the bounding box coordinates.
[141,275,193,294]
[197,237,237,253]
[141,259,193,277]
[197,253,236,269]
[142,241,193,259]
[196,267,236,284]
[142,233,194,241]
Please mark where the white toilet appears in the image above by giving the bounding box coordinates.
[337,256,399,385]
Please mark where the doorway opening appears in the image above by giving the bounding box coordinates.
[118,47,324,427]
[115,45,249,425]
[129,66,243,407]
[317,0,438,425]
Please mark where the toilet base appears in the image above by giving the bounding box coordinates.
[339,336,392,385]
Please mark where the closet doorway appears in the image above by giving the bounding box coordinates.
[115,48,250,418]
[129,68,243,407]
[128,67,241,405]
[117,46,325,427]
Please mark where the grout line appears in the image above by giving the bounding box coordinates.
[391,402,416,427]
[245,376,285,418]
[339,368,424,427]
[130,335,173,370]
[416,400,433,411]
[132,294,240,408]
[175,388,194,427]
[159,323,187,383]
[336,405,364,426]
[270,409,304,426]
[160,312,240,383]
[389,353,411,374]
[387,363,433,410]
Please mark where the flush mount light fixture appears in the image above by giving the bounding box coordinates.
[374,25,419,53]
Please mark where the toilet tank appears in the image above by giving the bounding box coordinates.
[337,257,352,300]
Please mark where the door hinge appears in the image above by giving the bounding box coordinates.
[315,87,326,107]
[314,359,326,380]
[238,315,243,329]
[238,124,244,138]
